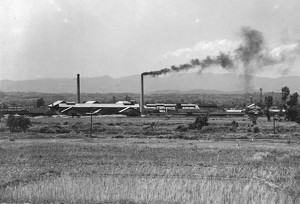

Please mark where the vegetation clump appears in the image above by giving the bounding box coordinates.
[39,126,56,133]
[39,125,71,134]
[36,97,45,108]
[296,116,300,125]
[265,95,273,121]
[189,114,209,130]
[229,120,239,131]
[175,124,189,132]
[252,125,260,133]
[281,86,299,122]
[6,114,31,132]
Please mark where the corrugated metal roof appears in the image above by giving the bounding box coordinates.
[115,101,135,105]
[58,103,139,108]
[119,106,131,113]
[48,101,66,107]
[85,101,100,104]
[146,103,199,108]
[61,106,72,113]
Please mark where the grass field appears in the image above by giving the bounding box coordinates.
[0,115,300,203]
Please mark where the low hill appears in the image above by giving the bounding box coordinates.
[1,73,300,93]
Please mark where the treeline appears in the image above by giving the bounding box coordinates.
[145,92,283,108]
[0,91,293,109]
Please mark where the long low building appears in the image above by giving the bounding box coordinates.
[48,101,140,116]
[48,101,227,116]
[145,103,199,111]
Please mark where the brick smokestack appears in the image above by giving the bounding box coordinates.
[77,74,80,103]
[140,74,144,115]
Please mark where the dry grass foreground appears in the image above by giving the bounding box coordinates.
[0,137,300,203]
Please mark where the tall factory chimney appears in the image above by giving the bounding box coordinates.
[77,74,80,103]
[140,74,144,116]
[260,88,263,105]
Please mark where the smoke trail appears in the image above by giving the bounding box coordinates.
[142,52,234,76]
[142,68,171,76]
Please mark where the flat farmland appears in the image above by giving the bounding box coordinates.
[0,115,300,203]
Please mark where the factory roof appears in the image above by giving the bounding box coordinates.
[146,103,199,107]
[85,101,100,104]
[48,101,66,107]
[115,101,136,105]
[181,104,199,107]
[57,103,139,108]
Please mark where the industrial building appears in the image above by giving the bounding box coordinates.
[48,100,140,116]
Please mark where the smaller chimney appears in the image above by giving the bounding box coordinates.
[260,88,263,104]
[140,74,144,115]
[250,96,253,104]
[77,74,80,103]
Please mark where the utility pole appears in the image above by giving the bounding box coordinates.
[86,109,101,137]
[90,112,93,137]
[260,88,263,105]
[273,115,276,134]
[140,74,144,116]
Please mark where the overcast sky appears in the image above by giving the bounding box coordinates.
[0,0,300,81]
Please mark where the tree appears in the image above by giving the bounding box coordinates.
[287,92,298,107]
[112,96,116,103]
[286,92,299,121]
[125,94,131,101]
[281,86,290,108]
[6,115,31,132]
[265,96,273,121]
[36,97,45,108]
[189,114,209,130]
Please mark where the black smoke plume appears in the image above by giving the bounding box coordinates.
[235,27,264,65]
[234,27,265,90]
[234,27,300,90]
[142,52,234,77]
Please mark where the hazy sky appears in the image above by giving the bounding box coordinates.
[0,0,300,80]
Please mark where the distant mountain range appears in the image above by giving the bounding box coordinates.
[0,73,299,94]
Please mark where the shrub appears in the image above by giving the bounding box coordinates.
[39,126,71,134]
[0,126,6,132]
[296,116,300,124]
[286,108,298,121]
[27,126,40,133]
[231,121,239,128]
[252,126,260,133]
[174,133,199,140]
[39,126,56,133]
[189,114,209,130]
[200,126,228,133]
[247,127,252,132]
[6,115,31,132]
[228,121,239,132]
[112,134,124,138]
[175,125,189,132]
[248,114,258,125]
[56,128,71,134]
